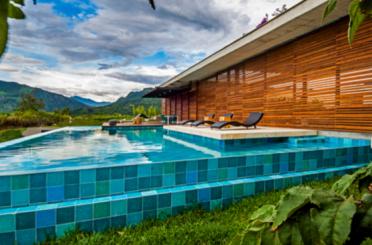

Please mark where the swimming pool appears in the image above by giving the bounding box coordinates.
[0,126,371,244]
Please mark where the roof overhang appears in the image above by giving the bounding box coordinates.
[146,0,350,97]
[143,85,191,98]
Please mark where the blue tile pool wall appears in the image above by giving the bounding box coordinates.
[0,144,371,210]
[0,164,364,245]
[101,125,162,131]
[164,129,289,150]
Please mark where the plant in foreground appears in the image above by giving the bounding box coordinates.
[233,163,372,245]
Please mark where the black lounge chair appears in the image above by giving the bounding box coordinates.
[192,113,233,127]
[179,114,215,125]
[211,112,264,129]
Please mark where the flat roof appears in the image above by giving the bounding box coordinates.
[152,0,350,92]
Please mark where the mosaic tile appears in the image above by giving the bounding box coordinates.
[0,232,15,245]
[30,174,46,188]
[12,175,29,190]
[96,168,110,181]
[16,228,35,245]
[12,189,30,207]
[111,215,126,228]
[128,198,142,213]
[16,212,35,230]
[96,181,110,196]
[94,202,110,219]
[57,207,74,224]
[80,170,96,184]
[47,172,64,187]
[36,210,55,228]
[64,171,79,185]
[0,215,15,233]
[47,186,64,202]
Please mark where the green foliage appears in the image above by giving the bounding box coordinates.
[235,163,372,245]
[47,179,338,244]
[0,0,28,57]
[324,0,372,44]
[0,128,24,142]
[348,0,367,43]
[332,163,372,196]
[57,114,131,127]
[131,104,145,116]
[54,107,71,116]
[0,110,69,127]
[17,93,44,112]
[147,105,160,117]
[323,0,337,20]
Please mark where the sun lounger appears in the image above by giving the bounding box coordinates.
[211,112,263,129]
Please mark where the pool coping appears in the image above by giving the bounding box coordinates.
[164,125,318,140]
[0,126,101,150]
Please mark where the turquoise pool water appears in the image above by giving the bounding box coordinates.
[0,126,371,244]
[0,126,369,174]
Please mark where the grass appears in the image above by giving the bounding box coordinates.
[48,179,338,245]
[0,128,25,143]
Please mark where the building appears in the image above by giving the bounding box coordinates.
[145,0,372,132]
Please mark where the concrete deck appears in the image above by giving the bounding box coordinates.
[164,125,318,140]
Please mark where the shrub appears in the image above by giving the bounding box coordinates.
[234,163,372,245]
[0,111,69,127]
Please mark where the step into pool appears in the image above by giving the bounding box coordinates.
[0,126,370,244]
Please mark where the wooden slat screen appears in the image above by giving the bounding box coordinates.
[163,18,372,132]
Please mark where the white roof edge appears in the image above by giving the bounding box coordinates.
[159,0,349,88]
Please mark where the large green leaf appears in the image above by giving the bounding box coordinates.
[250,204,276,223]
[332,163,372,195]
[314,196,356,245]
[333,197,357,244]
[360,206,372,229]
[272,186,314,229]
[11,0,24,6]
[8,2,25,19]
[348,0,366,44]
[360,0,372,16]
[332,174,356,196]
[298,208,321,245]
[323,0,338,19]
[0,1,8,58]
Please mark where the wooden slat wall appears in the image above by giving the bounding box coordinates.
[163,18,372,132]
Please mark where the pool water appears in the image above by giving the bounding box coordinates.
[0,126,369,174]
[0,126,371,244]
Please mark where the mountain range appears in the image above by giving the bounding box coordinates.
[71,96,110,107]
[0,81,160,115]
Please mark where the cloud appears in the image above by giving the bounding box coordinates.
[0,0,301,101]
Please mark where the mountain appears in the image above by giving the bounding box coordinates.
[0,80,161,115]
[0,81,88,113]
[73,88,161,115]
[71,96,111,107]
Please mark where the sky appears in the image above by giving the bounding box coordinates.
[0,0,300,102]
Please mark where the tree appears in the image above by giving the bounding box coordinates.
[147,105,159,117]
[324,0,372,44]
[55,107,70,116]
[17,93,44,112]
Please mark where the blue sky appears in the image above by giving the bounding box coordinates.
[0,0,300,102]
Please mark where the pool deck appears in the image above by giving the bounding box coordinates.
[164,125,318,140]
